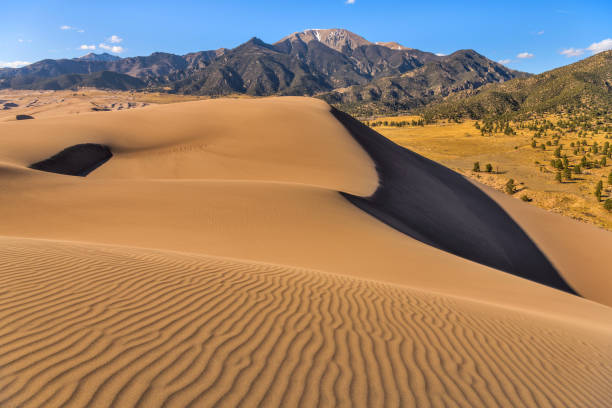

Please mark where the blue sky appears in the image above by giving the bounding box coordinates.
[1,0,610,73]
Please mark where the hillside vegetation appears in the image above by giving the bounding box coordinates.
[420,51,612,120]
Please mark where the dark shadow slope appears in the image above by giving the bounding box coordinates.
[30,144,112,177]
[331,107,577,295]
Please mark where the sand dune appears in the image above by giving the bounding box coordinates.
[1,96,611,406]
[331,108,574,295]
[0,90,151,122]
[1,237,611,408]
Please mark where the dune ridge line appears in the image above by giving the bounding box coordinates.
[330,107,577,295]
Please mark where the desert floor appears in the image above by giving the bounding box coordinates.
[0,95,611,407]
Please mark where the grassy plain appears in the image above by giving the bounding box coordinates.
[370,115,612,231]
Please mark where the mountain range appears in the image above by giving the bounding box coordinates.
[0,29,526,112]
[420,50,612,119]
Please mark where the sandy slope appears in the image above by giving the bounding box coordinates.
[0,89,150,122]
[0,237,610,408]
[1,96,611,407]
[474,182,612,306]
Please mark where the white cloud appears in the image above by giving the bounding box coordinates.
[498,59,512,65]
[537,30,544,35]
[435,53,446,56]
[99,43,124,53]
[18,39,24,43]
[558,38,612,59]
[61,25,84,32]
[517,52,534,59]
[108,35,123,43]
[0,61,31,68]
[560,48,584,57]
[587,38,612,54]
[80,44,96,50]
[345,0,355,3]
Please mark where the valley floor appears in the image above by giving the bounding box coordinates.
[372,116,612,231]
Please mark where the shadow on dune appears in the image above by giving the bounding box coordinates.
[29,143,112,177]
[331,107,577,295]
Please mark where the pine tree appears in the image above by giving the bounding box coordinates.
[485,163,493,173]
[595,181,603,201]
[473,162,480,172]
[563,167,572,180]
[505,179,516,194]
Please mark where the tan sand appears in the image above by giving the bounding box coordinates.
[0,89,151,122]
[473,182,612,306]
[0,96,611,407]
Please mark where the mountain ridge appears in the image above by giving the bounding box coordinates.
[419,50,612,119]
[0,28,528,103]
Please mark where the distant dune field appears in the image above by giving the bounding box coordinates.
[1,97,611,407]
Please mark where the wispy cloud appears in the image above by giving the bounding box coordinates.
[99,43,124,53]
[517,52,534,59]
[0,61,31,68]
[345,0,355,4]
[587,38,612,54]
[498,59,512,65]
[537,30,544,35]
[61,25,84,32]
[560,48,584,57]
[435,53,446,56]
[108,35,123,44]
[80,44,96,50]
[559,38,612,58]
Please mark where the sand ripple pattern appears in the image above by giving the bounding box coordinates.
[1,237,611,408]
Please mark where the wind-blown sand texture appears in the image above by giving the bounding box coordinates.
[1,97,611,407]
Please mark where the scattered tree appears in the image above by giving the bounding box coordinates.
[473,162,480,172]
[595,181,603,201]
[563,167,572,180]
[505,179,516,194]
[485,163,493,173]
